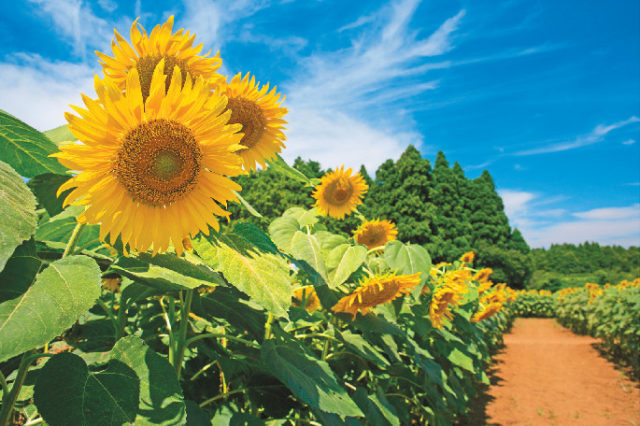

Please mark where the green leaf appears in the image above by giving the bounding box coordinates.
[265,154,310,184]
[233,190,263,217]
[185,400,211,425]
[0,239,41,303]
[0,110,68,177]
[328,245,367,287]
[315,231,348,253]
[110,336,187,425]
[337,330,390,368]
[283,207,319,227]
[112,251,225,291]
[27,173,71,216]
[383,241,431,282]
[269,216,301,252]
[352,387,400,426]
[0,255,101,362]
[0,160,37,270]
[290,231,328,284]
[260,341,363,417]
[34,352,139,425]
[231,223,279,254]
[446,347,475,373]
[43,124,76,145]
[35,205,103,252]
[194,231,293,318]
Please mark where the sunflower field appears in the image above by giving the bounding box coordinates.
[0,16,530,425]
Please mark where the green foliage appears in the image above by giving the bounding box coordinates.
[0,111,68,177]
[0,160,37,270]
[0,255,101,363]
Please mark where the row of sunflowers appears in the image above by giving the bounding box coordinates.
[0,16,521,425]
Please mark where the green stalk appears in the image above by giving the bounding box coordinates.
[198,387,246,408]
[62,222,86,258]
[185,333,260,349]
[264,313,275,341]
[173,289,194,379]
[0,351,36,426]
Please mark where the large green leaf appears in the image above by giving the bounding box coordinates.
[352,387,399,426]
[0,255,101,362]
[268,216,301,252]
[34,352,139,426]
[290,231,328,283]
[112,251,225,291]
[337,330,389,368]
[194,230,293,318]
[27,173,72,216]
[383,241,431,283]
[265,154,310,184]
[0,239,41,303]
[0,160,37,270]
[328,245,367,287]
[110,336,187,425]
[43,123,76,145]
[260,341,363,417]
[35,205,102,252]
[0,110,67,177]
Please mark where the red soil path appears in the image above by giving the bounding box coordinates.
[484,318,640,425]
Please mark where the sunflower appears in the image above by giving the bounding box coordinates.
[460,251,475,264]
[473,268,493,284]
[53,61,244,256]
[353,219,398,249]
[332,273,420,320]
[292,286,321,312]
[221,73,287,171]
[313,166,368,219]
[96,15,224,99]
[429,287,463,329]
[472,302,502,322]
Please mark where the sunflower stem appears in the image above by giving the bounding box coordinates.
[0,351,36,426]
[173,289,194,379]
[62,222,86,258]
[264,313,275,341]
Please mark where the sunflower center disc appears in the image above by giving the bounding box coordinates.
[136,54,191,99]
[324,178,353,205]
[115,119,202,206]
[364,226,385,246]
[227,97,267,149]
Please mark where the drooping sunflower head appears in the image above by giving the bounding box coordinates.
[471,302,503,322]
[292,286,321,312]
[353,219,398,250]
[460,250,475,264]
[429,287,463,329]
[54,60,244,256]
[332,273,420,320]
[97,16,224,99]
[313,166,368,219]
[473,268,493,284]
[222,73,288,171]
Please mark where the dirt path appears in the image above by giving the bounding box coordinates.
[482,318,640,425]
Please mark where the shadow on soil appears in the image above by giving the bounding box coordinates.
[456,354,506,426]
[590,342,640,385]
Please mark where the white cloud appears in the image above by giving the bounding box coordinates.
[26,0,113,60]
[0,54,96,130]
[498,188,640,247]
[97,0,118,12]
[284,1,465,171]
[573,203,640,220]
[622,139,636,145]
[515,116,640,156]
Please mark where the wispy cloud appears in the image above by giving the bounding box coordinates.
[498,189,640,247]
[622,139,636,145]
[26,0,114,60]
[515,116,640,156]
[0,53,95,130]
[283,0,466,171]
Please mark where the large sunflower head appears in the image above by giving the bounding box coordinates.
[53,60,244,256]
[331,273,420,320]
[429,287,463,329]
[222,73,288,171]
[471,302,503,322]
[313,166,368,219]
[97,16,224,99]
[353,219,398,250]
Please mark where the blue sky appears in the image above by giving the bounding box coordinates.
[1,0,639,248]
